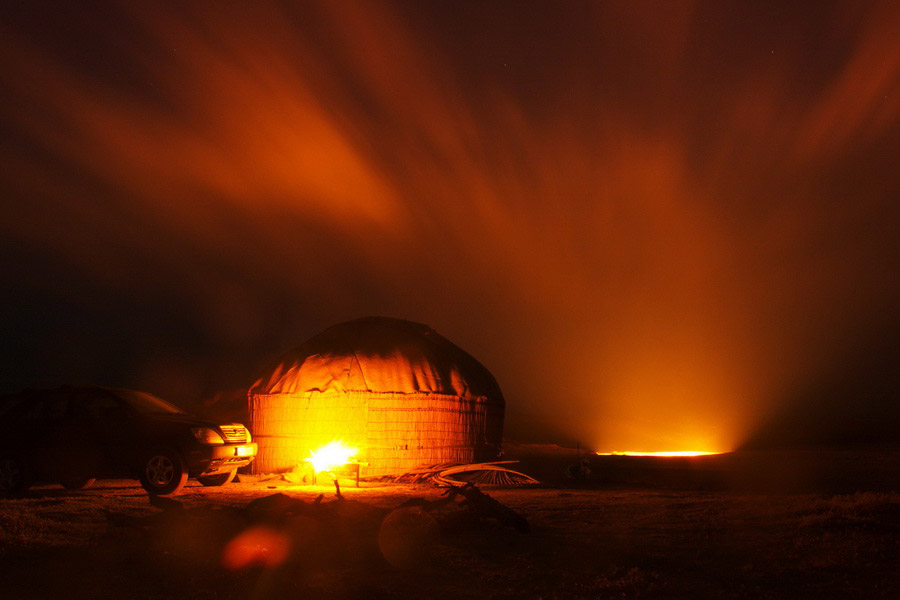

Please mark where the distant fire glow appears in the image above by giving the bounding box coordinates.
[306,441,358,473]
[597,451,722,457]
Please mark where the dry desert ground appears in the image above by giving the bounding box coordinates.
[1,448,898,600]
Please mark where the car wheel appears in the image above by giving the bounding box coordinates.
[60,477,96,490]
[0,456,31,495]
[197,469,237,487]
[139,449,188,495]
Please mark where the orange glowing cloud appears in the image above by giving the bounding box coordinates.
[0,0,896,452]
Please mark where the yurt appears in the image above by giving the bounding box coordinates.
[248,317,505,477]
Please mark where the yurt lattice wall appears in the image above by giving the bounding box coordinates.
[251,391,502,477]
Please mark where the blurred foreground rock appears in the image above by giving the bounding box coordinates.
[109,483,528,573]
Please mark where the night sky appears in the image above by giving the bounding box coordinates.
[1,1,897,452]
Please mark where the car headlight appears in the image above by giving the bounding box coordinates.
[244,427,251,443]
[191,427,225,445]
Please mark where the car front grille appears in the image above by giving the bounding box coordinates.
[219,425,249,444]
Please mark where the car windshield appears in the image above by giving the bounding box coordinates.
[116,390,186,415]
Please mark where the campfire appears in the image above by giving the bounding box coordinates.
[305,441,360,489]
[307,440,358,473]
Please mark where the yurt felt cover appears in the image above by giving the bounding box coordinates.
[249,317,505,476]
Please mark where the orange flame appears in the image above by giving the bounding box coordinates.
[306,441,358,474]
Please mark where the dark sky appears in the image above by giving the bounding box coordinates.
[1,0,897,451]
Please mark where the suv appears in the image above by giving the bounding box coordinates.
[0,385,256,495]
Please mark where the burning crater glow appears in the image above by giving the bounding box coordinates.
[596,451,722,457]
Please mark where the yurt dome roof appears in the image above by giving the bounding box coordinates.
[250,316,503,399]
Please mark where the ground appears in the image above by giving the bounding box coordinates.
[1,450,898,599]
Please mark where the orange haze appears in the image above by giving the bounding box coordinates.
[1,1,897,452]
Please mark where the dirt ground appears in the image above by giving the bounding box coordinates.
[1,451,898,600]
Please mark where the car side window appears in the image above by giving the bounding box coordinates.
[19,395,69,421]
[70,393,128,420]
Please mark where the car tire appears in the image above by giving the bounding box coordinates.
[197,469,237,487]
[60,477,96,490]
[0,456,32,495]
[139,449,188,495]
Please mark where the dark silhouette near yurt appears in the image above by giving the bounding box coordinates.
[248,317,505,476]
